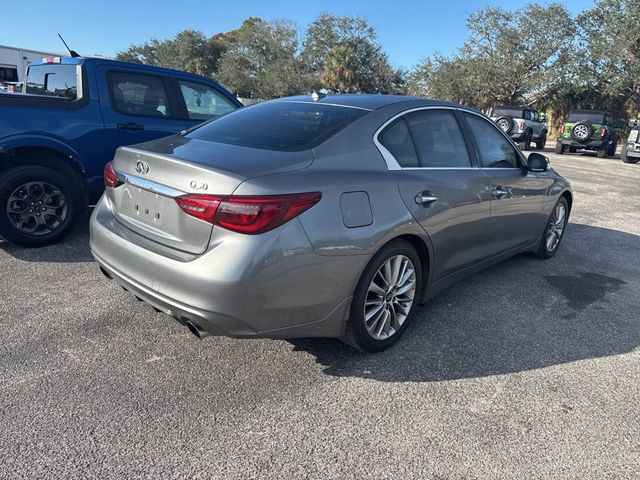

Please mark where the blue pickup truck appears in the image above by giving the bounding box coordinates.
[0,56,242,247]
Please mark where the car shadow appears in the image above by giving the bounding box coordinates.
[289,223,640,382]
[0,217,93,263]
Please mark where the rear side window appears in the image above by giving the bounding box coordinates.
[25,64,78,99]
[178,80,237,121]
[108,72,171,118]
[378,119,419,167]
[567,112,605,124]
[464,113,520,168]
[186,101,367,152]
[404,110,472,168]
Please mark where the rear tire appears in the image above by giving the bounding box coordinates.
[536,132,547,150]
[607,141,617,157]
[533,197,569,259]
[555,141,565,154]
[341,239,423,353]
[0,166,81,247]
[621,145,640,164]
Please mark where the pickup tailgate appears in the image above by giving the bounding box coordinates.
[106,136,313,254]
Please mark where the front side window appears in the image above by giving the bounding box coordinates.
[464,113,520,168]
[108,72,171,118]
[404,110,472,168]
[378,118,419,168]
[25,64,78,99]
[178,80,237,121]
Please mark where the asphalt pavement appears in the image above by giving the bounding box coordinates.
[1,147,639,479]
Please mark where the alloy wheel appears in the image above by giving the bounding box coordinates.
[573,124,590,140]
[6,181,68,236]
[546,202,566,253]
[364,254,417,340]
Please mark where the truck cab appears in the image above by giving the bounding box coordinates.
[0,56,242,247]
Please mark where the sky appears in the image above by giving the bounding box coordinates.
[1,0,594,69]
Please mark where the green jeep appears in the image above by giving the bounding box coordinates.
[555,110,621,158]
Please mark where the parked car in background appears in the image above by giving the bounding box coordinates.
[555,110,621,158]
[91,94,572,353]
[0,81,22,93]
[0,56,241,247]
[490,105,547,150]
[621,126,640,164]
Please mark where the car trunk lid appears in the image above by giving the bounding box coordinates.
[106,136,313,254]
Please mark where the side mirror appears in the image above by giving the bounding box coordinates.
[527,152,549,172]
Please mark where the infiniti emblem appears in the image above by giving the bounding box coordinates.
[135,160,150,175]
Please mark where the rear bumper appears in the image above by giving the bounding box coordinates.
[558,138,608,149]
[625,143,640,157]
[89,195,363,338]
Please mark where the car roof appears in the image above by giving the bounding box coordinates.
[272,94,472,112]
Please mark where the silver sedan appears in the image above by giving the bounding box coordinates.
[90,94,572,352]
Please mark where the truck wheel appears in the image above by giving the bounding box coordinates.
[495,116,514,133]
[596,149,606,158]
[554,141,565,154]
[621,146,639,164]
[519,131,532,151]
[536,132,547,150]
[607,141,617,157]
[0,166,81,247]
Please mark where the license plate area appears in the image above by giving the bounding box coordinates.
[126,187,166,225]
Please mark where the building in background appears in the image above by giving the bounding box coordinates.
[0,45,63,84]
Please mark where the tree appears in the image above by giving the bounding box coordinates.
[303,13,405,94]
[215,19,305,99]
[576,0,640,114]
[409,3,575,110]
[116,30,226,77]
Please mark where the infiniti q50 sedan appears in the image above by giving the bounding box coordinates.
[90,94,572,352]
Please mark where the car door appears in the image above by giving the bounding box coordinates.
[380,108,493,281]
[95,66,187,163]
[174,78,239,129]
[461,112,551,254]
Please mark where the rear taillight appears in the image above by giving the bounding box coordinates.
[104,162,122,188]
[519,121,525,130]
[175,192,322,234]
[174,195,222,223]
[599,127,607,137]
[559,125,565,134]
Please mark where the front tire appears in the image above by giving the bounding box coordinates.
[341,239,423,353]
[555,141,565,154]
[536,132,547,150]
[0,166,80,247]
[533,197,569,259]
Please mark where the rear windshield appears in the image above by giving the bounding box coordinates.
[25,64,79,99]
[492,107,523,117]
[186,101,368,151]
[567,112,605,124]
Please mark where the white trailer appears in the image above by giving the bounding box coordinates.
[0,44,63,84]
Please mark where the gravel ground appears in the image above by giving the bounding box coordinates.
[1,147,639,479]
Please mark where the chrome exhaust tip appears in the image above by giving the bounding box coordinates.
[185,321,210,339]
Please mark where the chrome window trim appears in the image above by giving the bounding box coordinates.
[115,172,186,198]
[374,105,524,171]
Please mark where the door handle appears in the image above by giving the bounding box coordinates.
[415,192,439,206]
[117,122,145,131]
[491,187,509,199]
